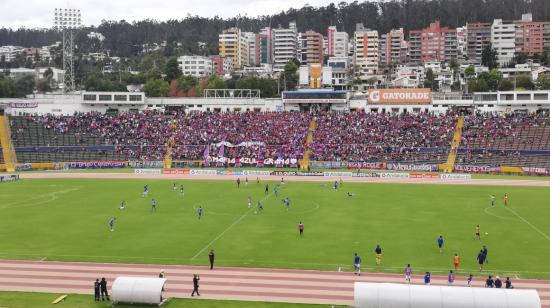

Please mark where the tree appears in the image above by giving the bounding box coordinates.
[482,43,498,69]
[206,74,227,89]
[36,79,51,93]
[536,74,550,90]
[164,57,181,82]
[281,60,299,91]
[143,78,169,97]
[366,77,378,87]
[478,69,503,91]
[515,75,534,90]
[498,79,514,91]
[464,65,476,80]
[176,75,199,94]
[14,75,36,97]
[424,68,438,91]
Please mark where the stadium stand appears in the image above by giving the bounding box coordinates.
[6,111,550,168]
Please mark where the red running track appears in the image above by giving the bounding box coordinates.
[0,259,548,306]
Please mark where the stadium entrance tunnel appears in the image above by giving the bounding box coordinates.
[354,282,541,308]
[111,277,168,305]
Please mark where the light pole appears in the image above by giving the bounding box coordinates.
[53,8,82,93]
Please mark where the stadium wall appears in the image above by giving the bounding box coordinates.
[1,90,550,115]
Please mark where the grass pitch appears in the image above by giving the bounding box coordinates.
[1,178,549,279]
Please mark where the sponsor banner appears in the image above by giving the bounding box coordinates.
[240,170,272,176]
[0,174,19,182]
[162,169,190,175]
[134,169,161,175]
[440,173,472,180]
[347,162,386,170]
[128,161,164,168]
[271,171,297,176]
[521,167,550,176]
[352,172,381,178]
[15,163,33,171]
[410,173,439,179]
[9,102,38,108]
[368,88,432,105]
[296,171,324,176]
[387,163,438,172]
[323,172,353,177]
[189,169,217,175]
[455,165,499,174]
[378,172,409,179]
[67,161,127,169]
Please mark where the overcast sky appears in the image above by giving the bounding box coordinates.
[0,0,352,29]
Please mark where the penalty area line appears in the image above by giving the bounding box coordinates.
[190,193,272,260]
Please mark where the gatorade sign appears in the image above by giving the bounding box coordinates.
[368,89,432,104]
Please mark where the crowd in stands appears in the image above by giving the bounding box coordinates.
[10,110,550,166]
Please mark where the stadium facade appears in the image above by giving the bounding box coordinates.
[1,89,550,115]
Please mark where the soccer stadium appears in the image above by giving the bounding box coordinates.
[0,87,550,308]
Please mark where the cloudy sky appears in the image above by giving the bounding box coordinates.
[0,0,351,29]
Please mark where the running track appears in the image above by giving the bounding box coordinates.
[0,259,548,306]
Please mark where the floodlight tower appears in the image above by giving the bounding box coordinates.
[53,8,81,93]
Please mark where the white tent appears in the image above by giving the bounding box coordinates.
[354,282,541,308]
[111,277,168,305]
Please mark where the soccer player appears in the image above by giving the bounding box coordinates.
[265,184,269,194]
[482,245,488,264]
[151,198,157,212]
[256,177,260,184]
[477,249,486,271]
[209,249,215,270]
[94,279,100,301]
[490,195,495,206]
[347,192,355,197]
[284,197,290,210]
[437,235,444,253]
[298,221,304,238]
[467,274,473,287]
[404,264,412,283]
[448,270,455,285]
[281,177,285,185]
[119,200,125,210]
[375,245,382,265]
[142,185,148,197]
[453,253,460,271]
[354,253,361,276]
[198,206,203,219]
[503,193,509,206]
[245,177,249,187]
[256,202,264,213]
[247,196,252,209]
[108,217,116,231]
[475,225,481,240]
[180,185,184,196]
[424,272,431,285]
[237,178,241,188]
[333,181,338,190]
[173,182,177,190]
[339,178,343,187]
[274,184,279,197]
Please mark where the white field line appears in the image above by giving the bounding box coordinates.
[191,193,272,260]
[503,206,550,241]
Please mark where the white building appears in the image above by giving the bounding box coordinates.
[354,24,379,79]
[491,19,516,67]
[0,45,24,62]
[327,26,349,58]
[177,56,213,78]
[244,32,257,67]
[272,22,299,72]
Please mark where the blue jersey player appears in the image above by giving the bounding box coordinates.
[142,185,149,197]
[437,235,444,253]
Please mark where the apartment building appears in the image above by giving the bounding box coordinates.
[491,19,516,67]
[300,31,324,65]
[219,27,248,69]
[408,21,458,64]
[177,56,213,78]
[354,23,379,77]
[465,23,492,64]
[272,22,299,72]
[379,28,407,66]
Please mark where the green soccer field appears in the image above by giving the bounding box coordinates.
[1,178,549,279]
